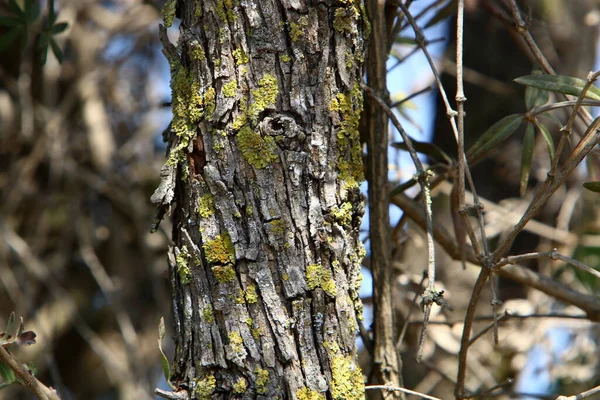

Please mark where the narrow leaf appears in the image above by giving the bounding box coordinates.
[466,114,524,164]
[424,1,455,29]
[520,124,535,197]
[525,85,548,109]
[390,178,417,196]
[0,16,25,27]
[0,27,22,52]
[0,362,15,386]
[27,0,41,23]
[583,182,600,193]
[392,140,452,164]
[50,38,63,63]
[4,313,16,341]
[8,0,25,18]
[158,317,174,388]
[535,121,555,164]
[51,22,68,34]
[515,74,600,101]
[538,113,562,130]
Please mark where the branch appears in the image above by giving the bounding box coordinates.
[0,345,60,400]
[498,249,600,281]
[390,191,600,321]
[365,384,442,400]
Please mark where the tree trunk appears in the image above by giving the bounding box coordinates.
[152,1,369,398]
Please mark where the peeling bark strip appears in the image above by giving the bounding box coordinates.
[153,0,369,398]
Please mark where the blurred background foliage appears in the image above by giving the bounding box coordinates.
[0,0,599,399]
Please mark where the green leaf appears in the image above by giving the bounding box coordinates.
[4,313,16,342]
[0,16,25,28]
[390,178,417,196]
[535,121,555,164]
[538,113,562,129]
[391,140,452,164]
[583,182,600,193]
[0,27,23,52]
[515,74,600,101]
[520,124,535,197]
[51,22,68,34]
[525,85,549,109]
[423,1,455,29]
[25,0,41,23]
[158,317,174,389]
[8,0,25,18]
[466,114,524,164]
[0,362,15,386]
[50,38,63,63]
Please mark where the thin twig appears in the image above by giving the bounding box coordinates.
[493,116,600,261]
[527,99,600,118]
[551,71,600,174]
[362,85,439,362]
[468,311,511,347]
[407,312,588,325]
[0,345,58,400]
[396,272,427,351]
[390,191,600,320]
[556,383,600,400]
[391,85,433,108]
[455,269,491,399]
[365,384,442,400]
[397,0,489,261]
[498,249,600,280]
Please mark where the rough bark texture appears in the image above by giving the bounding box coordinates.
[152,0,369,399]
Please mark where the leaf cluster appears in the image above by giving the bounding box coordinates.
[0,0,68,64]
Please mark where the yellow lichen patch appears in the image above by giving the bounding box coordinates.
[203,233,235,265]
[323,342,364,400]
[202,305,215,323]
[223,79,238,98]
[331,202,353,226]
[233,377,247,393]
[254,367,269,395]
[330,83,364,189]
[236,125,278,169]
[197,194,215,218]
[245,284,258,304]
[193,373,216,400]
[297,387,325,400]
[306,264,336,297]
[167,68,214,169]
[212,265,235,283]
[233,48,249,65]
[161,0,177,28]
[249,74,279,123]
[280,54,292,63]
[228,331,243,353]
[176,246,192,284]
[289,16,308,42]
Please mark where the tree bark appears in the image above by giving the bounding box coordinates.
[152,1,369,398]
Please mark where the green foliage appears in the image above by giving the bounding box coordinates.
[519,124,535,197]
[392,140,452,165]
[466,114,524,164]
[157,317,175,389]
[535,120,555,164]
[583,182,600,193]
[0,0,68,64]
[515,74,600,101]
[0,313,38,390]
